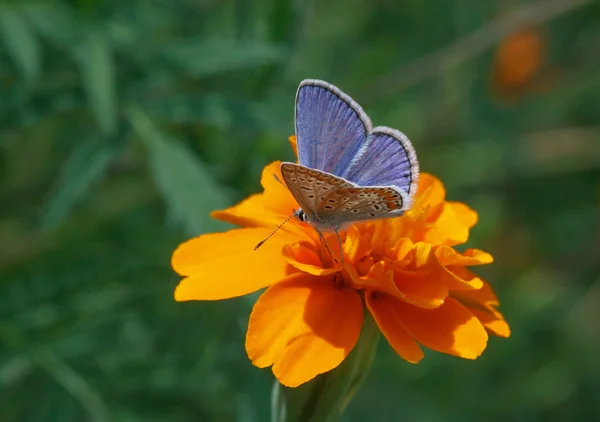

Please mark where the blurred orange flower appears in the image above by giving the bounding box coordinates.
[172,136,510,387]
[490,26,546,100]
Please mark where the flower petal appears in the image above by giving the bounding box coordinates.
[423,202,472,246]
[470,307,511,338]
[213,161,311,239]
[414,174,446,210]
[282,242,340,276]
[451,277,500,307]
[393,269,448,308]
[391,297,489,359]
[366,292,424,363]
[262,161,299,217]
[173,228,293,301]
[392,242,451,308]
[344,225,372,264]
[246,272,363,387]
[288,135,298,158]
[449,201,478,229]
[211,194,275,228]
[435,245,494,267]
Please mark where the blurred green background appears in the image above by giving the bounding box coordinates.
[1,0,599,421]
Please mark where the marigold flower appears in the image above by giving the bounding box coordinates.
[172,136,510,387]
[490,26,546,100]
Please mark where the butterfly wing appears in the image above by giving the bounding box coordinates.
[280,162,355,220]
[338,126,420,200]
[315,185,409,225]
[295,80,372,176]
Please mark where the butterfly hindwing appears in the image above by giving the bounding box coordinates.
[315,185,408,224]
[338,126,419,199]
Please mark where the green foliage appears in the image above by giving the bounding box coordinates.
[128,107,230,235]
[0,4,40,85]
[40,133,119,229]
[1,0,599,421]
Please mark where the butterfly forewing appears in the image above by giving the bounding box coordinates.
[295,80,371,176]
[280,162,355,219]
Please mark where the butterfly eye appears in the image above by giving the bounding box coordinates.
[296,210,307,222]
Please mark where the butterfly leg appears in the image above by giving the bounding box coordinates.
[315,228,336,262]
[334,229,345,264]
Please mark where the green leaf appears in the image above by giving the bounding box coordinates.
[21,2,78,50]
[76,32,118,135]
[41,136,118,230]
[127,107,230,235]
[145,93,280,131]
[0,4,41,84]
[162,39,285,77]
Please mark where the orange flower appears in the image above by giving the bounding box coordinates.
[490,26,547,101]
[172,136,510,387]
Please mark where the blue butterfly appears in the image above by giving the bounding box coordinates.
[256,79,419,256]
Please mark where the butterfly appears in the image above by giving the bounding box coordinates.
[255,79,419,259]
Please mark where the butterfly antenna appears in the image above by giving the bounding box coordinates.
[254,213,296,250]
[272,174,285,186]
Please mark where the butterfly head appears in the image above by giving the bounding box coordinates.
[294,209,308,223]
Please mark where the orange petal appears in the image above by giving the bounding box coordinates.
[470,307,511,338]
[393,237,415,263]
[282,242,340,276]
[344,225,372,264]
[433,246,487,291]
[211,194,277,228]
[366,292,424,363]
[212,162,307,238]
[414,173,446,209]
[173,228,293,301]
[423,202,471,246]
[392,297,489,359]
[262,161,299,217]
[462,248,494,264]
[246,272,363,387]
[451,276,500,307]
[449,202,478,229]
[288,135,298,158]
[393,269,448,309]
[392,242,452,308]
[435,245,493,267]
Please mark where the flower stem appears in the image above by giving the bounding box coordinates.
[271,310,381,422]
